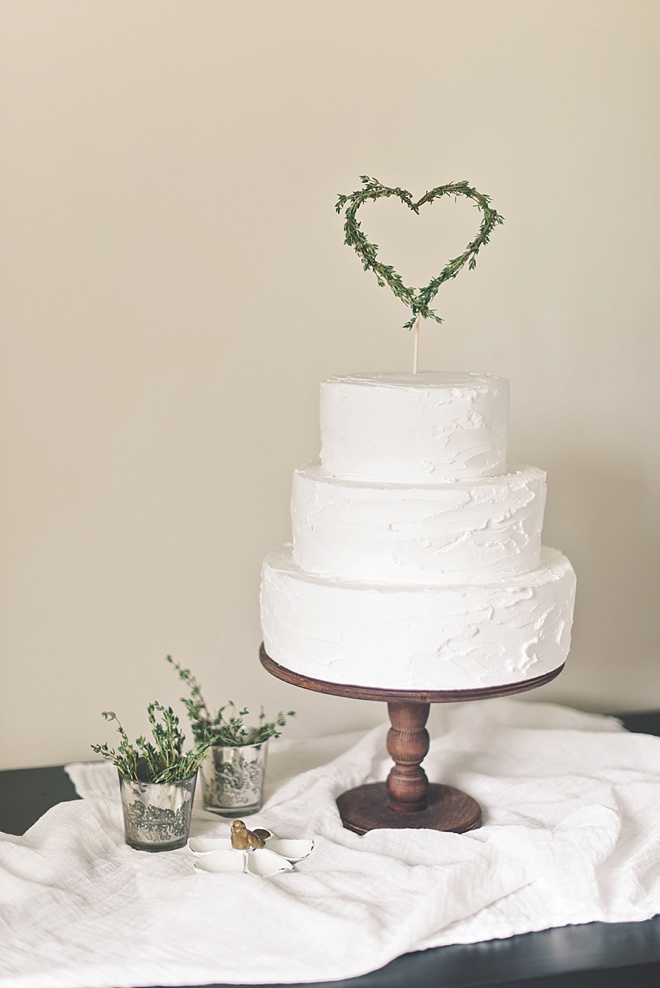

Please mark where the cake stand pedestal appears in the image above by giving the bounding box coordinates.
[259,644,563,835]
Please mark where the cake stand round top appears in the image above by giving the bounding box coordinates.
[259,644,564,704]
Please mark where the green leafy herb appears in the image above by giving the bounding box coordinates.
[336,175,504,329]
[166,655,295,747]
[91,703,214,783]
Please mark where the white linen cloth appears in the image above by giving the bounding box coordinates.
[1,698,660,987]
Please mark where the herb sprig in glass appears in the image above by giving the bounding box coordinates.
[91,703,214,783]
[166,655,295,747]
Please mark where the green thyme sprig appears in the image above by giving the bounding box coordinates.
[166,655,295,747]
[336,175,504,329]
[91,703,214,783]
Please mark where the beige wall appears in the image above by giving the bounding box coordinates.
[1,0,658,770]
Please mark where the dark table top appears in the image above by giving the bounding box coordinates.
[2,710,659,988]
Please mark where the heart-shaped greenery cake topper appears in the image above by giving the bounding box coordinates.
[335,175,504,329]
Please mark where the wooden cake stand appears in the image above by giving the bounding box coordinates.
[260,644,563,835]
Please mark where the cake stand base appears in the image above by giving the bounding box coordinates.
[259,645,563,835]
[337,782,482,836]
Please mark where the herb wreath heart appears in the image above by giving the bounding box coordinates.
[335,176,504,329]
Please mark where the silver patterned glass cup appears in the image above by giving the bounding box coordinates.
[118,771,197,851]
[200,737,268,816]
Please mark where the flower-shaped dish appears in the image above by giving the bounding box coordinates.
[188,831,314,877]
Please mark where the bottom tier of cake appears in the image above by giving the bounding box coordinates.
[260,546,576,691]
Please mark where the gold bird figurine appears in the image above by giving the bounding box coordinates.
[230,820,266,851]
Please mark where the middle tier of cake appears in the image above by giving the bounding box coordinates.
[292,462,546,585]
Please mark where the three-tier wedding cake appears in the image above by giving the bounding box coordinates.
[260,370,576,691]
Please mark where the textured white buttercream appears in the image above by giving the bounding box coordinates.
[260,369,575,692]
[292,462,546,584]
[319,372,509,483]
[260,546,576,691]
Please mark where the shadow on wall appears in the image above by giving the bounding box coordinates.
[540,450,659,711]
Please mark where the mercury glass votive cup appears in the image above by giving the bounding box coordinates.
[200,737,268,817]
[118,772,197,851]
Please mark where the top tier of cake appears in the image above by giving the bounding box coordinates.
[320,371,509,484]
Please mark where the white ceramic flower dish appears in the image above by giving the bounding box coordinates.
[188,831,314,877]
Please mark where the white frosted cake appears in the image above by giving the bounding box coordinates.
[260,372,576,691]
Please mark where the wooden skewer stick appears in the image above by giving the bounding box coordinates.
[412,311,421,374]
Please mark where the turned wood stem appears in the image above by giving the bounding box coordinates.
[386,701,431,812]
